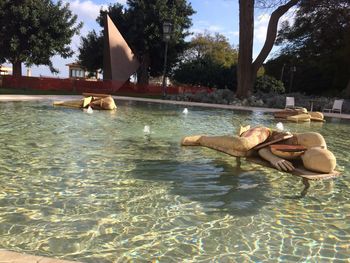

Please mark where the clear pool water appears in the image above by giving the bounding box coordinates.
[0,100,349,262]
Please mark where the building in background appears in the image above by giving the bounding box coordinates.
[0,65,12,75]
[66,62,100,80]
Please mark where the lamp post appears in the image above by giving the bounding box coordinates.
[289,66,296,93]
[280,63,286,81]
[162,21,172,98]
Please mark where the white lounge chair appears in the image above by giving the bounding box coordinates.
[323,99,344,114]
[285,97,295,108]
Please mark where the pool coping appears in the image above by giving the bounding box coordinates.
[0,250,80,263]
[0,94,349,119]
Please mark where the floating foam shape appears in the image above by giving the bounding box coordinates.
[183,108,188,114]
[287,113,310,122]
[309,111,325,122]
[87,106,93,114]
[276,122,284,131]
[143,125,150,134]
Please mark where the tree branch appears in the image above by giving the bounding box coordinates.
[252,0,299,74]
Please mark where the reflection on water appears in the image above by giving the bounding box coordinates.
[0,101,349,262]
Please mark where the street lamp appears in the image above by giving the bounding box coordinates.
[289,66,296,93]
[280,63,286,81]
[162,21,172,98]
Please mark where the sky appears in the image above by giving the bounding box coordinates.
[6,0,295,78]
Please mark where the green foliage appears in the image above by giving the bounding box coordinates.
[257,66,265,77]
[78,30,104,75]
[273,0,350,95]
[0,0,82,74]
[254,75,285,94]
[79,3,126,74]
[172,32,237,90]
[172,57,237,90]
[79,1,195,82]
[183,32,238,67]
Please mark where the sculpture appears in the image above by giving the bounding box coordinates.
[103,14,139,85]
[181,126,337,176]
[274,108,325,122]
[53,93,117,110]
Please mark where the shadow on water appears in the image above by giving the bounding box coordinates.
[125,140,272,217]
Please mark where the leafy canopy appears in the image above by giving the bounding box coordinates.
[79,0,195,79]
[182,32,238,67]
[172,32,238,90]
[272,0,350,94]
[0,0,82,73]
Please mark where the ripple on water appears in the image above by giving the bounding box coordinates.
[0,101,349,262]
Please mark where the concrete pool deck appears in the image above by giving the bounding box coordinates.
[0,250,79,263]
[0,94,349,120]
[0,94,349,262]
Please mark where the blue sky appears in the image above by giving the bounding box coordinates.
[8,0,294,77]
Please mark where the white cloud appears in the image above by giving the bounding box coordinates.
[208,25,223,32]
[190,22,239,46]
[254,8,297,45]
[190,21,225,36]
[66,0,108,21]
[254,13,270,44]
[252,9,297,59]
[30,0,125,77]
[227,31,239,37]
[280,7,297,27]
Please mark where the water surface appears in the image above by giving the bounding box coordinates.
[0,100,349,262]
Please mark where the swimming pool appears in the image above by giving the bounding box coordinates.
[0,100,349,262]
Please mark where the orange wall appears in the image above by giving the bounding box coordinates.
[2,75,214,95]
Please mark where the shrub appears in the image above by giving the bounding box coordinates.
[254,75,285,94]
[172,58,237,91]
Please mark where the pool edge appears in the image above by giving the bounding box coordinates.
[0,94,349,120]
[0,250,81,263]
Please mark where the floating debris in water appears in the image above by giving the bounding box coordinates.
[183,108,188,114]
[276,122,284,131]
[86,106,93,114]
[143,125,151,134]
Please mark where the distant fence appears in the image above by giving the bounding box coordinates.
[1,76,213,95]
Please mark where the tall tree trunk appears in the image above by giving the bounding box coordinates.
[252,0,299,74]
[137,53,150,85]
[237,0,254,98]
[12,60,22,77]
[236,0,300,98]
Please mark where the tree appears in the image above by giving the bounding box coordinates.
[274,0,350,96]
[79,4,126,76]
[172,58,237,90]
[79,0,195,85]
[183,32,238,67]
[237,0,299,98]
[173,32,238,90]
[0,0,82,76]
[78,30,104,77]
